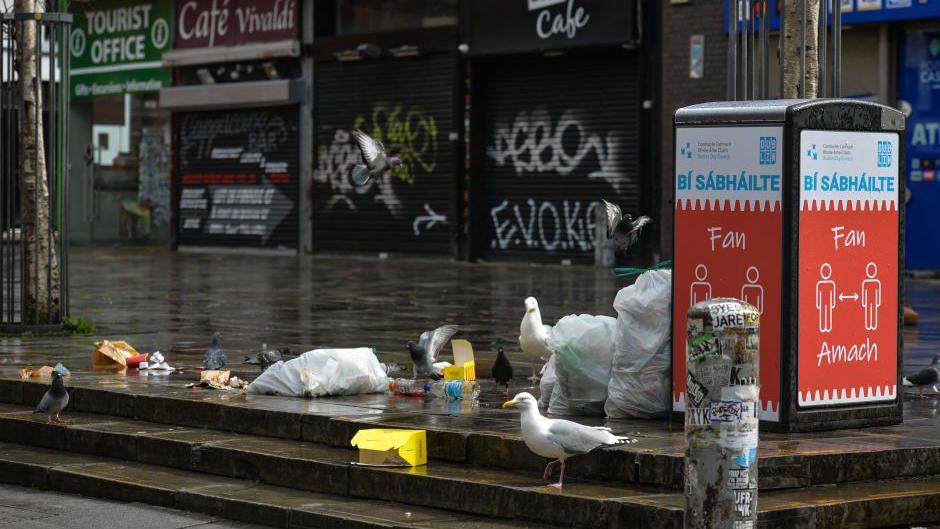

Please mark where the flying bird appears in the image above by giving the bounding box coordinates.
[519,297,552,382]
[34,370,69,424]
[503,393,636,488]
[350,129,402,186]
[904,353,940,398]
[491,346,514,398]
[407,324,459,380]
[203,332,227,370]
[601,200,651,255]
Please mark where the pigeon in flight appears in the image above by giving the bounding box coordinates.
[519,297,552,382]
[601,200,651,255]
[503,393,636,488]
[407,324,459,380]
[203,332,227,370]
[904,353,940,398]
[350,129,402,187]
[491,346,514,398]
[34,370,69,424]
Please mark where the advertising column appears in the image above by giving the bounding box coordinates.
[797,131,899,407]
[673,127,783,422]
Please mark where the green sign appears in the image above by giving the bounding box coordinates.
[70,1,172,98]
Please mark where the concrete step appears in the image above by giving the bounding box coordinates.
[0,441,564,529]
[0,402,679,529]
[2,438,940,529]
[5,376,940,492]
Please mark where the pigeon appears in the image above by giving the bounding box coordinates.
[903,353,940,398]
[519,297,552,382]
[243,345,288,372]
[407,324,459,380]
[350,129,403,186]
[203,332,227,370]
[601,200,651,255]
[503,393,636,488]
[34,370,69,424]
[491,347,514,398]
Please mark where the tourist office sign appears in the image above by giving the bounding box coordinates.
[70,0,172,99]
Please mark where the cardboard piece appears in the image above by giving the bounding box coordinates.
[92,340,139,369]
[350,429,426,467]
[200,370,231,386]
[443,339,475,381]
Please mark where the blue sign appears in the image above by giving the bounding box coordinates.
[726,0,940,33]
[900,28,940,269]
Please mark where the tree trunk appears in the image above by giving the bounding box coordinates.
[16,0,60,324]
[782,0,819,99]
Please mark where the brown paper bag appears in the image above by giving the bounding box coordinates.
[92,340,138,369]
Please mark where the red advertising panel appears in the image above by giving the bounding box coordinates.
[797,131,900,407]
[175,0,298,49]
[674,126,783,421]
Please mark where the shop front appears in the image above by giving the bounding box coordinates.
[463,0,646,263]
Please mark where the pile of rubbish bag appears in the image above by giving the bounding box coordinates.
[538,270,672,418]
[246,347,389,398]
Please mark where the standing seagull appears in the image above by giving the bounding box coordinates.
[519,297,552,382]
[503,393,636,488]
[407,324,459,380]
[904,353,940,398]
[602,200,651,255]
[350,129,403,186]
[34,371,69,424]
[203,332,227,370]
[491,347,514,398]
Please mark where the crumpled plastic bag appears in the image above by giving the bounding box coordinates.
[605,270,672,419]
[548,314,617,416]
[246,347,388,398]
[538,353,557,408]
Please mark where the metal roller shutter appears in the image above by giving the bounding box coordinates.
[176,106,300,250]
[477,49,642,262]
[313,52,457,255]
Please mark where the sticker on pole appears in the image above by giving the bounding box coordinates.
[797,130,899,407]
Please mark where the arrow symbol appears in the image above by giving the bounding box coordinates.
[839,293,859,302]
[413,203,447,236]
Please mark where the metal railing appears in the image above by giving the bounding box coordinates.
[0,11,70,329]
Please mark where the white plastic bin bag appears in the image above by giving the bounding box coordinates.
[246,348,388,398]
[548,314,617,416]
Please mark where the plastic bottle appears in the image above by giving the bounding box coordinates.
[429,380,480,401]
[389,378,429,397]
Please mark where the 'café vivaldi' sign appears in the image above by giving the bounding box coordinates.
[175,0,298,49]
[464,0,636,56]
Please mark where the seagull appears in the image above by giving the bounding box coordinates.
[503,393,636,488]
[407,324,459,380]
[34,370,69,424]
[519,297,552,382]
[203,332,227,370]
[601,200,651,255]
[350,129,403,186]
[491,346,514,398]
[904,353,940,398]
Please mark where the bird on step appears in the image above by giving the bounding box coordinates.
[904,353,940,398]
[519,297,552,382]
[34,370,69,424]
[503,392,636,488]
[491,346,514,398]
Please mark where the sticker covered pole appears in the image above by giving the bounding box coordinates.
[685,298,760,529]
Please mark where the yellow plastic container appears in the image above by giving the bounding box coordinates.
[442,339,476,381]
[350,429,427,467]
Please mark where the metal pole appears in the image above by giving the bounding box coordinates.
[818,0,827,97]
[728,0,739,100]
[741,0,749,100]
[32,17,39,324]
[778,0,785,98]
[760,1,769,99]
[800,0,806,98]
[684,299,760,529]
[61,19,69,318]
[832,0,841,96]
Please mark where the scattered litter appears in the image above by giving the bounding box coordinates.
[246,347,388,398]
[140,351,174,373]
[442,339,476,381]
[229,376,248,389]
[185,370,232,390]
[19,365,57,379]
[389,379,480,400]
[125,353,149,368]
[92,340,139,369]
[53,363,70,376]
[351,429,427,467]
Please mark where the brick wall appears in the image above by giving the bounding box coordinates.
[659,0,728,257]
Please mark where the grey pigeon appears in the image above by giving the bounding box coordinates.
[601,200,651,255]
[407,324,459,380]
[350,129,402,186]
[203,332,227,370]
[34,371,69,424]
[243,346,288,372]
[904,353,940,398]
[491,346,514,398]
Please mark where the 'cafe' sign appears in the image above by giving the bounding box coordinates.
[464,0,635,56]
[175,0,298,49]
